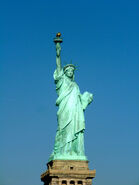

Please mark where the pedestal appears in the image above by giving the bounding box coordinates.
[41,160,96,185]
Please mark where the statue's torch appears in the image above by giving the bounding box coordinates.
[54,32,63,57]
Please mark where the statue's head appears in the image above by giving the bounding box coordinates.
[64,64,76,79]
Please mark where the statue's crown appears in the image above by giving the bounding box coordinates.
[63,64,76,72]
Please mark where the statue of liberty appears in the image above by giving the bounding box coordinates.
[49,33,93,161]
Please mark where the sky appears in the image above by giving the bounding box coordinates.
[0,0,139,185]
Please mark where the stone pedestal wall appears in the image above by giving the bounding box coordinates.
[41,160,96,185]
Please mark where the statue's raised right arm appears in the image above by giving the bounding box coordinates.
[56,42,62,73]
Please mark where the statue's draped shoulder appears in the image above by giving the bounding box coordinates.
[53,69,64,95]
[53,68,64,82]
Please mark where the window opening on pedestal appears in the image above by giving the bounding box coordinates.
[70,181,75,185]
[78,181,83,184]
[62,180,67,185]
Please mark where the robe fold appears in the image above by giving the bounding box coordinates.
[50,68,91,159]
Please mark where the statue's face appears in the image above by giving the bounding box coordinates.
[65,68,74,78]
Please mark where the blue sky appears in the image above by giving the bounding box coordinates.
[0,0,139,185]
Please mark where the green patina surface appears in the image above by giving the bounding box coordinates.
[49,33,93,162]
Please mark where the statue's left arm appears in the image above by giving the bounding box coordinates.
[80,92,93,110]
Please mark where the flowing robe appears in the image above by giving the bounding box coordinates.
[49,68,91,160]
